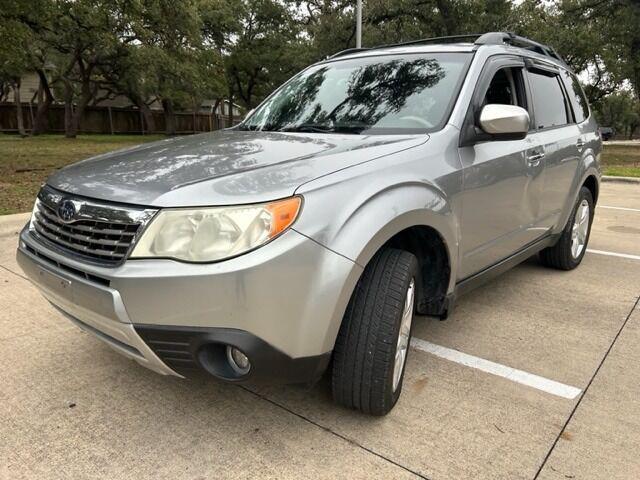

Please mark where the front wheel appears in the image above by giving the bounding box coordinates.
[331,248,419,415]
[540,186,594,270]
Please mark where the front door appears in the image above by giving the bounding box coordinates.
[458,58,545,280]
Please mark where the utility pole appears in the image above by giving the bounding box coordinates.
[356,0,362,48]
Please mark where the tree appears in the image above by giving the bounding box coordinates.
[122,0,228,134]
[0,0,37,136]
[512,0,639,104]
[594,91,640,139]
[99,45,160,133]
[220,0,308,109]
[48,1,138,137]
[2,0,639,139]
[295,0,513,61]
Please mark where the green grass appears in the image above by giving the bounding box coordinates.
[0,134,164,215]
[601,144,640,178]
[0,134,638,216]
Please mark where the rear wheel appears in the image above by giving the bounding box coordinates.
[540,186,594,270]
[331,248,418,415]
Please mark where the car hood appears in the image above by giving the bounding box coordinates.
[47,130,428,207]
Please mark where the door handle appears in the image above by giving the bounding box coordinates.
[526,152,545,167]
[576,139,585,151]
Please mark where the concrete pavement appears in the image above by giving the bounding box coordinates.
[1,181,639,479]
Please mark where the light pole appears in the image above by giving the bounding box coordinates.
[356,0,362,48]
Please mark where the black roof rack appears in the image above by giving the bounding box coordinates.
[328,32,565,65]
[329,47,370,59]
[385,34,482,47]
[329,34,481,59]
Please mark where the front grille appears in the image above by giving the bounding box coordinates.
[30,186,156,265]
[24,244,110,286]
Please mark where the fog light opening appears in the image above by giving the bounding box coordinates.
[226,346,251,375]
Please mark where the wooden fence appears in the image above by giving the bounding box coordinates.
[0,103,243,135]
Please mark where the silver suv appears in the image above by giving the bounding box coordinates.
[17,33,601,415]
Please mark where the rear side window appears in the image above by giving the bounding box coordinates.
[528,71,569,129]
[561,70,589,123]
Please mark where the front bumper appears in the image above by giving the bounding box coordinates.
[17,226,361,383]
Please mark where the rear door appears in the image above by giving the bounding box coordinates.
[524,63,580,230]
[458,56,543,279]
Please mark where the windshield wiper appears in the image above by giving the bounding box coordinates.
[236,124,260,131]
[280,123,364,134]
[280,124,335,133]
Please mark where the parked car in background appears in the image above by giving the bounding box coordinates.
[599,126,615,141]
[17,32,601,415]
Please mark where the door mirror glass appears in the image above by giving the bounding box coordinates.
[479,104,529,140]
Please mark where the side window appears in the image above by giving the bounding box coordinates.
[561,70,589,123]
[483,67,527,109]
[528,71,569,129]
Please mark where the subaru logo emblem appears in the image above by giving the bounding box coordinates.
[57,200,76,223]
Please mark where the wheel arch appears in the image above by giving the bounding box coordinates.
[582,174,599,205]
[320,215,456,356]
[382,224,452,316]
[295,179,461,353]
[554,163,600,236]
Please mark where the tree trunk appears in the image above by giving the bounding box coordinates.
[212,98,222,130]
[32,69,54,135]
[68,92,91,138]
[66,62,94,138]
[162,98,176,135]
[63,81,76,138]
[66,108,79,138]
[127,92,156,133]
[435,0,456,36]
[64,101,74,137]
[13,81,27,137]
[139,102,156,133]
[227,96,233,127]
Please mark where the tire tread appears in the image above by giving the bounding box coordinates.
[332,248,418,415]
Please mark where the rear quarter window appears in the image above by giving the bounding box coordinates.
[561,70,590,123]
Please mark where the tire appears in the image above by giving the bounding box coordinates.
[540,186,594,270]
[332,247,419,415]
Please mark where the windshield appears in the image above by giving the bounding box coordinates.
[240,53,472,135]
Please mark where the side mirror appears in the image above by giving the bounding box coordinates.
[478,104,529,140]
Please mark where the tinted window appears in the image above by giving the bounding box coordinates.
[241,53,472,135]
[528,71,569,129]
[561,70,589,123]
[484,67,527,109]
[485,69,515,105]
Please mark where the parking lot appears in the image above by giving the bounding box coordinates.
[1,180,638,480]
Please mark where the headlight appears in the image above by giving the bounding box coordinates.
[28,199,39,230]
[130,196,302,262]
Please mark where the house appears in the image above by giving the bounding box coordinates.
[199,99,243,117]
[3,72,243,117]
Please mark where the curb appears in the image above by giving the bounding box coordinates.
[0,212,30,238]
[602,175,640,184]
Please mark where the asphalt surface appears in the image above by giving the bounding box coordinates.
[1,181,639,479]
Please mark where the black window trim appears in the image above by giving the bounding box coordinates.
[524,64,573,132]
[559,69,591,125]
[459,54,532,146]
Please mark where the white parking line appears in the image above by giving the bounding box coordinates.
[599,205,640,213]
[587,249,640,261]
[410,338,582,399]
